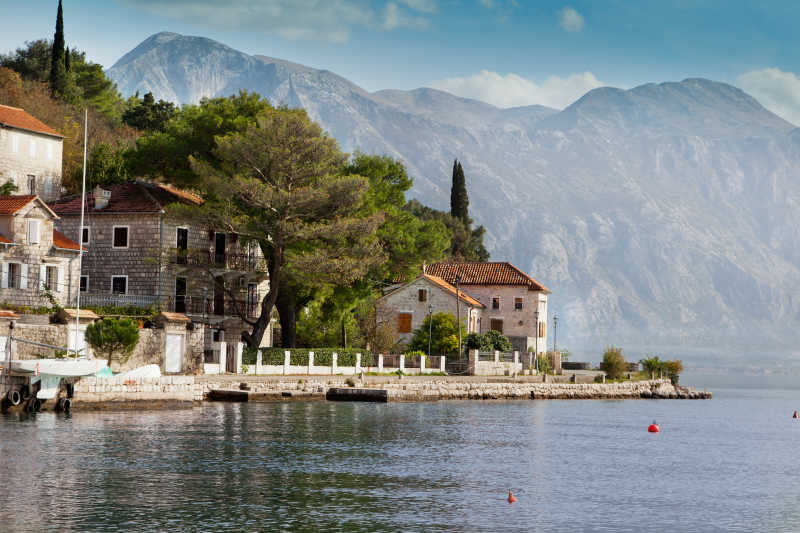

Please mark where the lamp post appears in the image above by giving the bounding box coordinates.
[553,314,558,354]
[533,309,539,370]
[427,303,434,357]
[455,273,462,362]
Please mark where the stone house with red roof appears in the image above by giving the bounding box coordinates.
[50,181,271,351]
[378,262,549,357]
[0,195,82,307]
[0,104,63,201]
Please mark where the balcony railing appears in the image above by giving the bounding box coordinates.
[171,249,268,272]
[76,292,261,319]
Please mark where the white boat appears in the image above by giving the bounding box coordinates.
[7,359,107,377]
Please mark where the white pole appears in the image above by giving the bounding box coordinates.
[74,108,88,359]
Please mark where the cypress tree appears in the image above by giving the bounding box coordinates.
[64,46,71,72]
[49,0,67,96]
[450,159,469,224]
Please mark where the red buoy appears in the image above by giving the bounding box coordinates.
[793,411,798,419]
[507,490,517,504]
[648,421,660,433]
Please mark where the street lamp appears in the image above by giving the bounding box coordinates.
[455,273,462,361]
[533,309,539,370]
[553,314,558,354]
[427,303,434,357]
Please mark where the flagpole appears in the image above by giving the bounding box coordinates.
[74,108,87,359]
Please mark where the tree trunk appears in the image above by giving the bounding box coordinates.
[276,289,298,348]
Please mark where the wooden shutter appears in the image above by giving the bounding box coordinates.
[539,321,546,338]
[398,313,412,333]
[1,262,7,289]
[57,266,64,293]
[490,319,503,333]
[39,265,47,290]
[20,264,28,289]
[28,219,40,244]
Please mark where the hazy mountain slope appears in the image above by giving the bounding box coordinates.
[107,32,800,351]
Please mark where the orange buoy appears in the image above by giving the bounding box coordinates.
[648,420,660,433]
[507,490,517,504]
[793,411,798,419]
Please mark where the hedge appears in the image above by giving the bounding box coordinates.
[257,348,373,367]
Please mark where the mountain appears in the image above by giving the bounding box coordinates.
[107,32,800,353]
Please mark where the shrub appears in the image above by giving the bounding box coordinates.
[464,331,513,353]
[663,359,683,385]
[85,317,139,367]
[537,354,553,375]
[405,350,426,357]
[407,312,466,356]
[242,347,258,365]
[600,346,627,380]
[639,355,662,377]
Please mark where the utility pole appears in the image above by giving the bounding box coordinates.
[427,303,433,357]
[553,314,558,354]
[533,309,539,370]
[455,273,462,362]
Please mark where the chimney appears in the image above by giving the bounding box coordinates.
[93,185,111,210]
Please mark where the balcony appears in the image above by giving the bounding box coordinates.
[172,249,268,273]
[76,292,261,320]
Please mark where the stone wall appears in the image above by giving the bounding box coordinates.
[0,127,62,201]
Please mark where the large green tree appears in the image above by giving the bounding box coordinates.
[405,199,489,261]
[122,91,176,132]
[49,0,67,96]
[174,107,384,348]
[450,159,469,223]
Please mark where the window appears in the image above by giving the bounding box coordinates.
[176,227,188,264]
[113,226,128,248]
[492,297,500,310]
[80,275,88,292]
[27,219,40,244]
[418,288,427,302]
[28,175,36,194]
[8,263,20,289]
[81,226,90,245]
[111,276,127,294]
[175,277,187,313]
[490,319,504,334]
[538,321,546,338]
[45,266,57,291]
[514,297,523,310]
[398,312,412,333]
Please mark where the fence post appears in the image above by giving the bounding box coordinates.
[378,354,384,372]
[420,354,426,374]
[513,351,519,364]
[308,351,314,375]
[439,355,445,373]
[235,342,243,374]
[219,341,227,373]
[494,350,500,363]
[332,352,338,375]
[256,349,263,375]
[468,349,478,375]
[356,353,362,373]
[399,354,405,373]
[283,350,290,375]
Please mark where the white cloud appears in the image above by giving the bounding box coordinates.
[736,68,800,126]
[429,70,605,109]
[558,6,585,32]
[120,0,433,43]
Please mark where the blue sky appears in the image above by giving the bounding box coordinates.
[3,0,800,122]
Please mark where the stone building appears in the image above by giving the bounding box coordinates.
[375,273,484,344]
[0,104,63,201]
[0,195,82,307]
[379,262,549,355]
[49,181,271,351]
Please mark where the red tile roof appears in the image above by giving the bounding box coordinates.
[0,104,62,138]
[0,233,13,244]
[0,310,20,319]
[424,262,550,293]
[423,274,485,307]
[0,195,36,215]
[49,181,203,215]
[53,229,83,251]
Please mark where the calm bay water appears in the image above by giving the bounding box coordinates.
[2,387,800,532]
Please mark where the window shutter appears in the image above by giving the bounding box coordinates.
[57,267,64,293]
[1,262,7,289]
[398,313,412,333]
[39,265,46,290]
[20,264,28,289]
[28,220,40,244]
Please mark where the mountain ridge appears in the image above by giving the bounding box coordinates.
[106,32,800,352]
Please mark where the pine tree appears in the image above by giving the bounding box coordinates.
[450,159,469,224]
[49,0,67,96]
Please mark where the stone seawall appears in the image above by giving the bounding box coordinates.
[71,376,710,407]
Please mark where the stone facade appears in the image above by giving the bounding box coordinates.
[0,115,63,201]
[375,274,483,343]
[0,198,80,308]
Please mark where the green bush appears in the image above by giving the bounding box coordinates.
[85,317,140,366]
[242,347,258,365]
[405,350,426,357]
[537,354,553,375]
[463,331,512,353]
[600,346,627,380]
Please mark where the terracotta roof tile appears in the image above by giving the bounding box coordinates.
[0,195,36,215]
[423,274,485,307]
[50,181,203,215]
[424,262,550,293]
[0,310,20,319]
[52,229,83,251]
[0,233,13,244]
[0,104,62,137]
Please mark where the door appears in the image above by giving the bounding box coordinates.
[175,277,187,313]
[214,233,226,265]
[165,333,183,373]
[225,342,235,373]
[176,228,188,264]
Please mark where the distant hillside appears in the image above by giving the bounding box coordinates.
[108,32,800,352]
